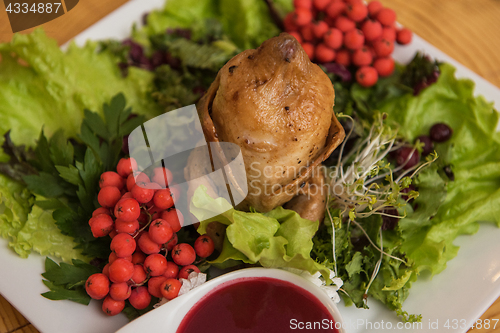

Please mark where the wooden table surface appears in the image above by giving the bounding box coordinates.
[1,0,500,332]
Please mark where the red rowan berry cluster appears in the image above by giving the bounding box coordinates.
[85,157,215,316]
[284,0,412,87]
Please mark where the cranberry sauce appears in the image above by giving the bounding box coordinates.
[177,277,339,333]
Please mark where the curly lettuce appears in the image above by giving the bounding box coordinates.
[190,186,331,280]
[380,63,500,275]
[0,29,161,260]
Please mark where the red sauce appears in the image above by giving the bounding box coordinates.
[176,277,339,333]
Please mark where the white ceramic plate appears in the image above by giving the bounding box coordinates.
[1,1,500,332]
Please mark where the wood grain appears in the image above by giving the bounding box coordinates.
[379,0,500,88]
[0,0,500,332]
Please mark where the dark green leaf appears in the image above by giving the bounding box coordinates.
[103,93,126,138]
[32,130,57,174]
[42,257,100,285]
[56,165,82,186]
[35,198,66,210]
[48,130,74,167]
[41,280,91,305]
[82,109,110,141]
[23,172,65,197]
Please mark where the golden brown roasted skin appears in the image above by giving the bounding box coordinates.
[196,33,344,216]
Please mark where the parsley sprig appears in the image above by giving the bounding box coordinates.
[0,93,144,259]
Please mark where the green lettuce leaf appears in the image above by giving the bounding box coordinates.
[0,29,161,152]
[191,186,331,280]
[15,202,88,262]
[0,174,33,253]
[134,0,281,49]
[380,63,500,275]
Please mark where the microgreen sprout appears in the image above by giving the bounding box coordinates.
[325,112,438,301]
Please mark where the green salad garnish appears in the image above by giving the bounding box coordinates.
[0,0,499,323]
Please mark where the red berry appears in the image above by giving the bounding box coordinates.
[153,189,174,210]
[346,2,368,22]
[361,19,382,42]
[127,172,151,192]
[381,26,396,42]
[289,31,303,44]
[152,167,173,188]
[326,1,346,19]
[313,0,331,11]
[356,66,378,87]
[293,8,313,27]
[108,229,118,239]
[352,47,373,66]
[131,264,147,284]
[110,233,136,257]
[377,8,396,26]
[323,28,343,49]
[367,1,383,17]
[166,233,178,251]
[294,0,313,10]
[89,214,114,238]
[284,12,299,32]
[98,186,122,208]
[373,38,394,57]
[115,219,139,234]
[126,174,136,192]
[102,263,110,277]
[116,158,137,178]
[194,235,215,258]
[137,232,162,254]
[132,251,146,265]
[92,207,110,217]
[131,182,155,204]
[300,23,314,42]
[312,21,329,39]
[172,243,196,266]
[85,273,109,300]
[148,276,168,298]
[114,198,140,222]
[163,261,179,279]
[178,265,200,280]
[334,16,355,33]
[100,171,124,190]
[109,251,132,264]
[129,286,151,310]
[344,29,365,50]
[122,192,133,199]
[315,44,336,63]
[108,258,135,283]
[396,28,412,45]
[335,49,351,66]
[144,253,168,276]
[109,282,131,301]
[396,147,420,169]
[149,219,174,245]
[373,57,395,77]
[160,278,182,300]
[161,209,184,233]
[102,296,125,316]
[301,42,315,60]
